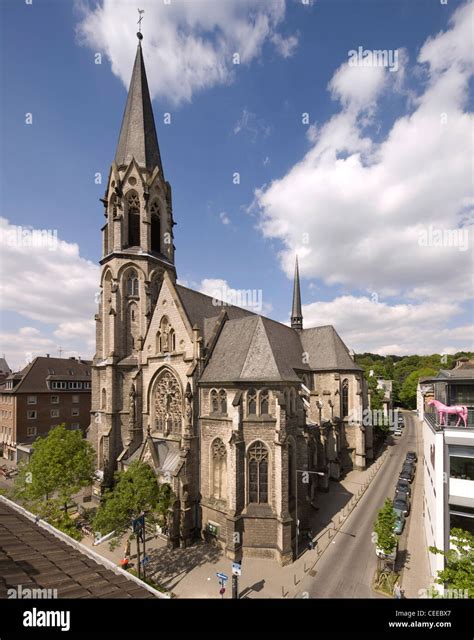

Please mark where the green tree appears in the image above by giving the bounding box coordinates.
[373,498,397,556]
[429,528,474,598]
[93,460,174,547]
[398,367,437,408]
[14,424,95,514]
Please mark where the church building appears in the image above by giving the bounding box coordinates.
[88,34,373,566]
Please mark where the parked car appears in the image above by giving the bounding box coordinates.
[376,541,398,562]
[394,429,402,437]
[393,491,410,516]
[402,461,416,474]
[396,478,411,496]
[399,467,414,483]
[393,508,406,535]
[406,451,417,464]
[397,414,404,423]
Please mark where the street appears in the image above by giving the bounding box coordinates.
[296,412,420,598]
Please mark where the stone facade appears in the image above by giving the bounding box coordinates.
[87,37,372,565]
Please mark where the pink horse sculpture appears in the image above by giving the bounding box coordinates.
[427,399,468,427]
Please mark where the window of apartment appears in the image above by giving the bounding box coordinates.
[450,384,474,405]
[27,410,37,419]
[71,408,80,417]
[449,506,474,535]
[51,395,59,404]
[27,426,37,437]
[27,395,37,405]
[70,423,80,430]
[51,409,60,418]
[51,381,67,390]
[450,456,474,481]
[68,382,82,390]
[72,395,79,404]
[47,368,55,375]
[84,382,91,390]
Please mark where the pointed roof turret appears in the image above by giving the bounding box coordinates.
[114,34,163,174]
[291,256,303,331]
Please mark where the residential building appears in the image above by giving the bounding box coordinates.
[0,358,11,385]
[0,356,91,463]
[87,33,372,565]
[418,358,474,584]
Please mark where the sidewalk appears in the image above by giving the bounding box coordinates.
[399,414,432,597]
[86,449,390,598]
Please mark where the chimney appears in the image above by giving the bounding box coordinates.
[46,354,50,358]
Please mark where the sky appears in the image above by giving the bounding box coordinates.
[0,0,473,371]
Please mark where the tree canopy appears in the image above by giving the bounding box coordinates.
[430,528,474,598]
[93,460,174,545]
[373,498,397,556]
[15,424,95,510]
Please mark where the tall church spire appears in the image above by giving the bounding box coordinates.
[114,34,163,174]
[291,256,303,331]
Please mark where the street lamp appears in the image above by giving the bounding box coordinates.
[295,468,325,560]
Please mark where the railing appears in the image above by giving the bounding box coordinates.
[424,408,474,430]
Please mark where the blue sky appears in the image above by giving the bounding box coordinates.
[1,0,472,369]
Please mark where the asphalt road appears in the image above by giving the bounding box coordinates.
[296,411,419,598]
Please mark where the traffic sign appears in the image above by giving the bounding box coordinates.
[219,588,225,595]
[216,572,228,582]
[232,562,241,576]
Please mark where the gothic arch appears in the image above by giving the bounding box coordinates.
[149,367,183,436]
[125,190,141,248]
[210,437,227,500]
[125,301,139,354]
[101,270,113,356]
[246,439,271,505]
[341,378,349,418]
[150,200,161,253]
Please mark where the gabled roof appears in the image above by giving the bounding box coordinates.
[201,315,307,383]
[0,358,10,375]
[175,284,255,344]
[6,357,91,394]
[300,325,362,372]
[114,41,163,173]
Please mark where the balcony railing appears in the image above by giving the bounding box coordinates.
[424,407,474,431]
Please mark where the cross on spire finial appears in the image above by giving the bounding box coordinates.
[137,8,144,40]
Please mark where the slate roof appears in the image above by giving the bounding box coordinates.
[125,437,181,475]
[174,286,360,382]
[0,499,156,599]
[436,367,474,380]
[299,325,362,372]
[201,316,308,383]
[0,358,10,375]
[5,357,91,394]
[175,284,255,344]
[114,41,163,173]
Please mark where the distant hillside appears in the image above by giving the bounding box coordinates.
[355,351,474,409]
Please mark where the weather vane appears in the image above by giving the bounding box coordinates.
[137,8,144,40]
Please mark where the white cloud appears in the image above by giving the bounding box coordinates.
[256,2,473,307]
[301,295,473,356]
[271,32,299,59]
[0,218,98,369]
[77,0,296,105]
[219,212,231,225]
